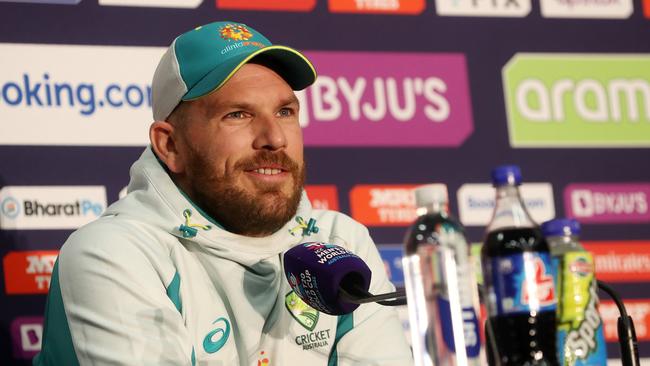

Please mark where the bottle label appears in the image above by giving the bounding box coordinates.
[438,298,482,358]
[436,224,482,361]
[489,252,557,315]
[556,252,607,365]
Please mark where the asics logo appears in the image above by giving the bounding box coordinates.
[203,317,230,354]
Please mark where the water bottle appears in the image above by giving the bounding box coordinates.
[541,218,607,366]
[481,165,559,366]
[403,184,483,366]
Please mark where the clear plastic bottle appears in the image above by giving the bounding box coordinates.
[481,165,559,366]
[403,184,482,366]
[541,218,607,366]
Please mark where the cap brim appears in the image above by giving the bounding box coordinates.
[182,45,317,101]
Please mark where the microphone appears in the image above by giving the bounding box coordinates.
[283,242,406,315]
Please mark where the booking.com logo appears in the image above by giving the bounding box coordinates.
[0,73,152,116]
[1,196,20,219]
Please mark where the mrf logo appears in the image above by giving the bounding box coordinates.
[521,256,555,308]
[4,251,59,294]
[10,317,43,359]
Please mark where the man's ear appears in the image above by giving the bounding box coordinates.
[150,120,185,174]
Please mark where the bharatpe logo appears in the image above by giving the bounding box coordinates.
[503,54,650,147]
[0,186,106,230]
[0,43,161,146]
[540,0,632,19]
[565,183,650,224]
[297,51,473,146]
[435,0,531,17]
[1,196,20,218]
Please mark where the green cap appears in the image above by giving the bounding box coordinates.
[152,21,317,121]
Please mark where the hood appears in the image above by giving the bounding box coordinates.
[104,147,312,266]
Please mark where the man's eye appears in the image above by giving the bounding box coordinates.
[225,111,246,119]
[278,108,294,117]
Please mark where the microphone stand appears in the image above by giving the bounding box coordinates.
[597,280,640,366]
[338,282,407,306]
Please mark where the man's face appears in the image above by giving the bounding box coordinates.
[172,63,305,237]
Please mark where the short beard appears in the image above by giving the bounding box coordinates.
[180,148,305,237]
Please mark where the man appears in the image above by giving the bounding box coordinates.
[34,21,412,365]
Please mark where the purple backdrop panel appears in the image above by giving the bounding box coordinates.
[299,51,474,147]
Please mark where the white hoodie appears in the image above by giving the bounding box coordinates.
[34,147,413,366]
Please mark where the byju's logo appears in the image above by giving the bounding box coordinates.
[435,0,531,17]
[1,196,20,218]
[457,183,555,226]
[565,184,650,224]
[540,0,632,19]
[503,54,650,147]
[298,52,473,147]
[10,317,43,360]
[0,186,106,229]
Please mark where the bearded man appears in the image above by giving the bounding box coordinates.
[34,21,412,366]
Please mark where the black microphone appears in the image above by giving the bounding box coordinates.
[283,242,406,315]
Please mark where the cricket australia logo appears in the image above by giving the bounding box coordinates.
[286,291,332,351]
[219,24,253,41]
[285,291,319,331]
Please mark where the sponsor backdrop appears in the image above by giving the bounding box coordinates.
[1,0,649,364]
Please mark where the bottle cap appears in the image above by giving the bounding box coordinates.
[414,184,448,208]
[541,218,581,237]
[491,165,522,186]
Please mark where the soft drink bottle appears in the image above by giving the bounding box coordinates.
[403,184,483,366]
[541,218,607,366]
[481,165,559,366]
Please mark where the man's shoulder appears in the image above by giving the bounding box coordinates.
[309,209,372,251]
[310,209,368,233]
[59,214,172,269]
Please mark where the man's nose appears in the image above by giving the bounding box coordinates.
[252,115,288,151]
